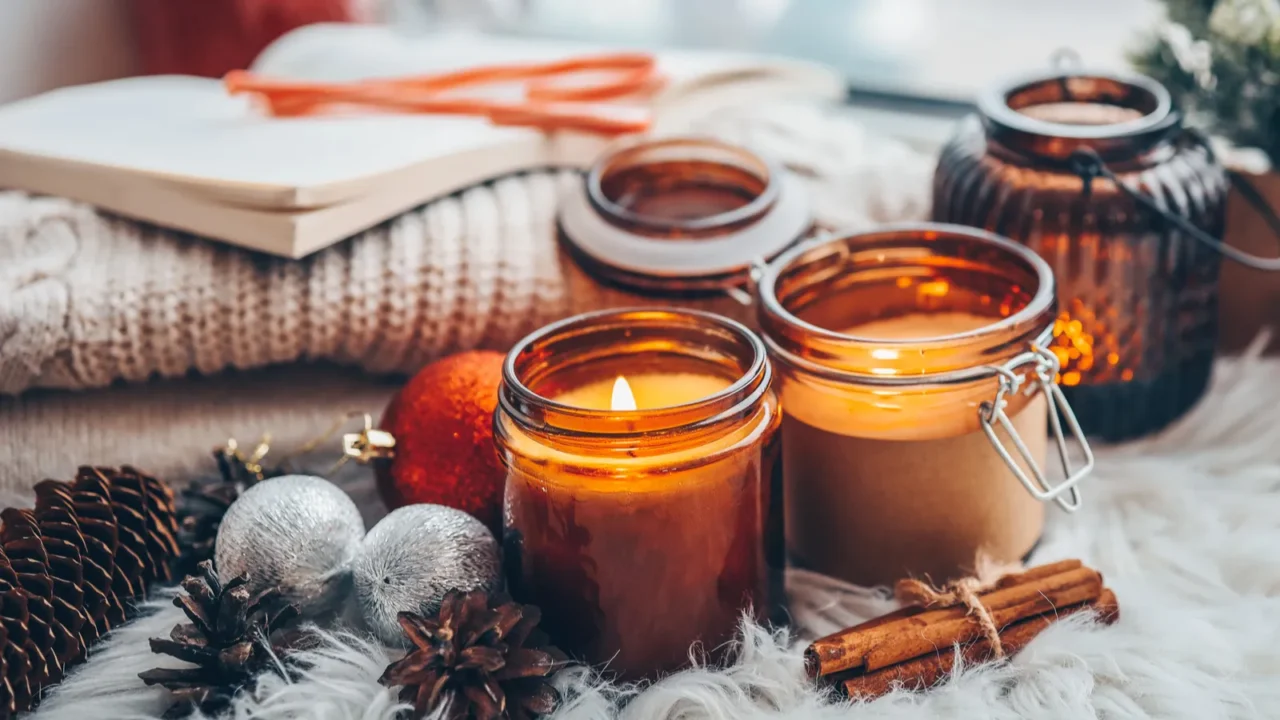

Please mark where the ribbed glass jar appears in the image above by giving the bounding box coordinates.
[932,71,1229,440]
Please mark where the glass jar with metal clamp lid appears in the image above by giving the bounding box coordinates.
[558,135,813,322]
[755,223,1094,586]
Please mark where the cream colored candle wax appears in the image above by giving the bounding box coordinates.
[782,311,1047,586]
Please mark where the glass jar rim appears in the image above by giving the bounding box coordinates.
[755,222,1057,383]
[978,70,1179,159]
[499,308,771,438]
[585,136,780,234]
[559,135,812,294]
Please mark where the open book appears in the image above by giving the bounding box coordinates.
[0,25,843,258]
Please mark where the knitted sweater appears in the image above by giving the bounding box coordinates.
[0,105,934,395]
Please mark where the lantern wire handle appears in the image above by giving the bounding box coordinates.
[1068,139,1280,272]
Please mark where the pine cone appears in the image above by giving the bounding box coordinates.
[140,561,299,719]
[0,465,182,715]
[174,443,284,579]
[106,466,181,586]
[34,480,106,648]
[0,508,77,684]
[77,466,179,590]
[380,590,564,720]
[0,547,36,714]
[65,472,129,626]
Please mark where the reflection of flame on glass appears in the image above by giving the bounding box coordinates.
[1052,311,1090,386]
[611,376,637,411]
[1051,308,1133,386]
[917,279,950,298]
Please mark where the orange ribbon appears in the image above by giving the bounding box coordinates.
[224,52,665,136]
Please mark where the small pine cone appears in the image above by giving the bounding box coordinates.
[75,468,147,611]
[35,480,104,648]
[380,590,564,720]
[140,561,299,719]
[0,508,77,684]
[0,548,35,714]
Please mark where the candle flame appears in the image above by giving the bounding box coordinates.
[611,376,637,411]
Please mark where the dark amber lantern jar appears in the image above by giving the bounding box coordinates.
[933,71,1229,440]
[496,309,783,680]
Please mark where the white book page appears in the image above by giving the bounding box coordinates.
[0,74,529,194]
[0,24,841,207]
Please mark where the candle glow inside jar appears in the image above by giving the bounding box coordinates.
[496,309,783,680]
[757,224,1092,586]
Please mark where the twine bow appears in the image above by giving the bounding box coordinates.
[893,556,1025,658]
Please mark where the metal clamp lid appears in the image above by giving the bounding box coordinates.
[980,346,1094,512]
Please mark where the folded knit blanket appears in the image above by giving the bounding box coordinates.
[0,104,934,396]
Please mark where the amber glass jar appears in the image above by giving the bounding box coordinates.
[756,224,1092,586]
[558,136,812,320]
[932,71,1229,440]
[496,308,783,680]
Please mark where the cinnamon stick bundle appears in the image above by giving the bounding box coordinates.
[841,588,1118,698]
[804,560,1120,700]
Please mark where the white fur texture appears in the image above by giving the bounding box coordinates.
[28,350,1280,719]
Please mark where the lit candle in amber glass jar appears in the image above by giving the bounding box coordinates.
[496,309,783,680]
[756,224,1094,587]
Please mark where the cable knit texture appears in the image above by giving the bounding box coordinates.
[0,104,935,395]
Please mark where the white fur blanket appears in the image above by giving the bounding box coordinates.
[22,347,1280,720]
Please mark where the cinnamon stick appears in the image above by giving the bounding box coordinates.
[840,588,1119,699]
[864,566,1101,672]
[990,559,1083,590]
[805,560,1094,678]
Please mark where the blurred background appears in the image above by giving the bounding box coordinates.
[0,0,1158,112]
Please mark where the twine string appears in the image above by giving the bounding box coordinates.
[894,556,1024,659]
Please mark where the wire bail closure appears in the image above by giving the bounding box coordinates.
[980,346,1094,512]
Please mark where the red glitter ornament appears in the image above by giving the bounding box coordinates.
[377,351,507,533]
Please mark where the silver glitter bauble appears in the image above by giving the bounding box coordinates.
[351,504,501,645]
[214,474,365,617]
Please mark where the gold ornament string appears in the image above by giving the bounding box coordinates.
[216,435,275,482]
[271,411,396,476]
